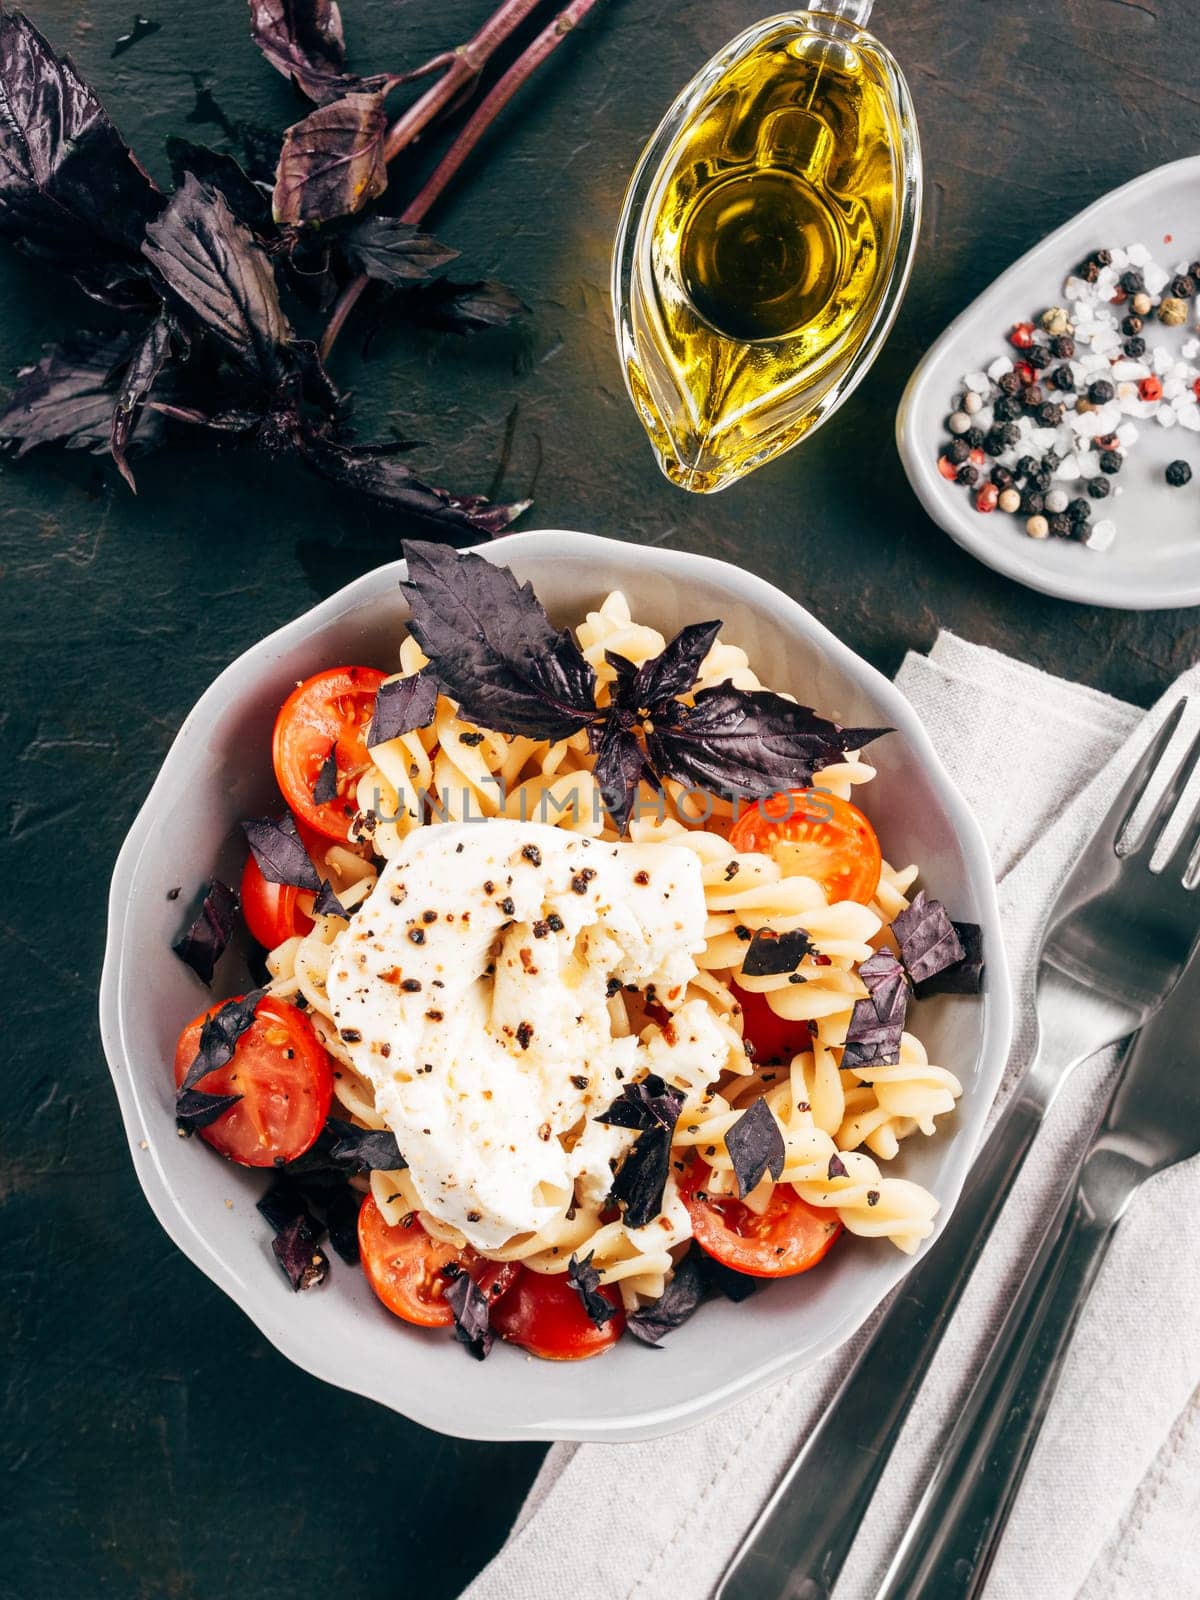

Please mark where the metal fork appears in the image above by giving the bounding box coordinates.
[877,936,1200,1599]
[717,698,1200,1600]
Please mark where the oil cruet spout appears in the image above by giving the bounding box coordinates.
[611,7,920,493]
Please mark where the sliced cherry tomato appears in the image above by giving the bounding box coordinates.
[733,983,813,1066]
[680,1160,842,1278]
[357,1196,518,1328]
[490,1264,625,1360]
[173,994,333,1167]
[273,666,386,842]
[729,788,882,905]
[240,852,315,948]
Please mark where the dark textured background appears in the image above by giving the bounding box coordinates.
[2,2,1197,1597]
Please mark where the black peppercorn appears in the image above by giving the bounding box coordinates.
[1068,497,1091,523]
[948,438,971,464]
[1020,491,1045,515]
[1021,384,1044,408]
[1189,260,1200,282]
[955,464,978,486]
[1078,259,1100,284]
[1088,380,1115,404]
[1038,402,1064,426]
[1050,334,1075,360]
[1087,476,1111,499]
[1171,275,1195,299]
[966,427,985,449]
[1099,450,1122,475]
[1001,422,1020,444]
[1026,345,1050,370]
[1124,337,1146,358]
[1092,249,1112,268]
[1034,467,1053,490]
[998,371,1022,396]
[1049,365,1076,392]
[1119,269,1145,294]
[1121,314,1143,336]
[990,464,1014,489]
[993,395,1020,422]
[1047,513,1072,537]
[984,434,1006,457]
[1016,454,1039,480]
[1166,459,1192,487]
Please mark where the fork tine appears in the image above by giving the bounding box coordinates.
[1115,699,1197,858]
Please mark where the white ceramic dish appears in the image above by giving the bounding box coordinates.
[99,528,1012,1442]
[898,156,1200,610]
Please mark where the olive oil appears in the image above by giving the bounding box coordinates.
[613,9,920,492]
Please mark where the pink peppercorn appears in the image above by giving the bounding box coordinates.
[1009,323,1035,350]
[975,483,1000,513]
[937,456,957,481]
[1139,376,1163,402]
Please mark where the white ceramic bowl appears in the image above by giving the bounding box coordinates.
[898,156,1200,610]
[99,529,1012,1442]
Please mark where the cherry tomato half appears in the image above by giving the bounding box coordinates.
[733,983,812,1066]
[680,1160,842,1278]
[491,1265,625,1360]
[357,1196,518,1328]
[273,666,386,842]
[173,994,333,1167]
[729,788,882,906]
[240,852,315,948]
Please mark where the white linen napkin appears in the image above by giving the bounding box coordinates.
[460,631,1200,1600]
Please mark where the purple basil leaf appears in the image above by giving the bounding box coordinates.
[175,1086,242,1131]
[312,744,338,804]
[172,877,237,985]
[111,16,162,58]
[892,891,966,987]
[595,1073,683,1133]
[273,91,387,227]
[298,429,528,535]
[150,400,265,433]
[591,722,646,835]
[165,137,271,227]
[72,258,159,312]
[741,926,812,978]
[724,1096,786,1198]
[646,685,889,805]
[323,1185,360,1263]
[842,948,908,1070]
[599,1075,684,1229]
[398,278,529,335]
[914,920,984,997]
[143,174,291,381]
[271,1215,329,1290]
[325,1118,406,1172]
[312,878,347,919]
[110,312,174,491]
[248,0,374,102]
[625,1248,707,1346]
[566,1251,619,1328]
[340,215,460,285]
[257,1178,318,1236]
[699,1250,759,1303]
[629,621,720,709]
[367,671,438,745]
[442,1264,492,1360]
[610,1124,675,1230]
[179,988,265,1091]
[400,541,599,740]
[241,813,322,891]
[0,12,160,268]
[0,332,159,458]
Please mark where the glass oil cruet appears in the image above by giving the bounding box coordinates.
[612,2,921,493]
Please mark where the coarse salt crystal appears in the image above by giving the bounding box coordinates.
[1094,400,1123,433]
[1091,328,1121,354]
[1120,397,1158,418]
[1144,262,1171,296]
[1116,422,1139,447]
[1087,519,1117,551]
[962,371,990,394]
[1126,243,1151,267]
[986,356,1013,382]
[1111,360,1150,381]
[1177,406,1200,432]
[1182,338,1200,360]
[1163,378,1185,400]
[1109,247,1130,269]
[1075,450,1100,477]
[1032,427,1060,451]
[1057,455,1081,481]
[1153,345,1175,374]
[1156,406,1178,429]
